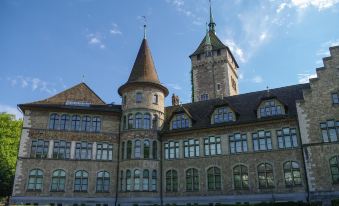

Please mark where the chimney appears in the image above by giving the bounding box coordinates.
[172,93,180,106]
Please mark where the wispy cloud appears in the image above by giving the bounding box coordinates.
[316,39,339,58]
[290,0,339,10]
[87,33,105,49]
[6,76,57,94]
[298,73,317,83]
[166,0,203,26]
[251,75,264,83]
[0,104,23,119]
[110,23,122,35]
[165,83,182,90]
[223,39,245,63]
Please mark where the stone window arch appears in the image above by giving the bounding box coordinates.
[92,116,101,132]
[186,168,199,191]
[128,114,134,129]
[81,115,91,132]
[49,113,60,130]
[144,113,151,129]
[258,163,274,188]
[233,165,249,190]
[144,140,150,158]
[134,169,141,191]
[166,169,178,192]
[207,167,221,191]
[60,114,70,130]
[283,161,301,187]
[27,169,43,191]
[74,170,88,192]
[135,113,142,129]
[51,169,66,192]
[143,169,149,191]
[134,140,141,158]
[96,171,110,192]
[71,115,81,131]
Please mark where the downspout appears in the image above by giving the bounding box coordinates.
[296,120,310,203]
[115,117,122,206]
[160,130,164,206]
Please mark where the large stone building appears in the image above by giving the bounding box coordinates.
[11,3,339,206]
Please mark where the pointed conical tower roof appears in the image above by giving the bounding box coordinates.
[118,36,168,96]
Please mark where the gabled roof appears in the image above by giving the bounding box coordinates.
[162,83,310,133]
[23,82,106,106]
[190,31,239,68]
[118,38,168,96]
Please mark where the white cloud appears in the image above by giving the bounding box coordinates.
[166,0,204,26]
[166,83,182,90]
[298,73,317,83]
[110,23,122,35]
[87,33,105,49]
[316,39,339,57]
[7,76,57,94]
[290,0,339,10]
[0,104,22,119]
[223,39,246,63]
[251,75,263,83]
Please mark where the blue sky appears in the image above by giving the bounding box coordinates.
[1,0,339,118]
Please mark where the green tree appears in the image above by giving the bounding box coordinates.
[0,113,22,197]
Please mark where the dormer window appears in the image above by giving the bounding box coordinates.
[136,92,142,103]
[172,114,190,129]
[213,107,235,124]
[258,99,284,118]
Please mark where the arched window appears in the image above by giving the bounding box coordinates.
[207,167,221,191]
[60,114,70,130]
[120,170,124,191]
[134,140,141,158]
[92,116,101,132]
[152,141,157,159]
[51,169,66,192]
[71,115,81,131]
[186,168,199,191]
[330,156,339,184]
[74,170,88,192]
[144,113,151,129]
[134,169,141,191]
[144,140,150,158]
[127,140,132,159]
[27,169,43,191]
[152,114,158,129]
[49,113,60,130]
[128,114,134,129]
[96,171,110,192]
[151,170,157,191]
[283,161,301,187]
[121,142,125,160]
[258,99,283,118]
[258,163,274,188]
[143,170,149,191]
[81,116,91,132]
[126,170,131,191]
[135,113,142,129]
[233,165,248,190]
[166,170,178,192]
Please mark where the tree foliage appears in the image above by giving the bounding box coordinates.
[0,113,22,197]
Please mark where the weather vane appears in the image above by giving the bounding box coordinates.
[142,16,147,39]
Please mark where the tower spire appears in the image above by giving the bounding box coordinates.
[142,16,147,39]
[208,0,216,34]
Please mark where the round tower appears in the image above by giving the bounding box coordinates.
[117,30,168,205]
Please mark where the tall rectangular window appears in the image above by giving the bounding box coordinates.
[164,141,179,159]
[277,128,298,149]
[75,142,92,160]
[30,139,49,158]
[321,120,339,142]
[229,133,248,154]
[136,92,142,103]
[153,94,158,104]
[252,131,272,151]
[184,139,200,158]
[53,140,71,159]
[96,143,113,160]
[332,93,339,104]
[204,136,221,156]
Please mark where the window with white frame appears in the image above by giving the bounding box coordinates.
[27,169,43,191]
[229,133,248,154]
[172,113,190,129]
[31,139,49,158]
[214,107,234,123]
[204,136,221,156]
[75,141,92,160]
[252,131,272,151]
[320,120,339,142]
[259,100,283,118]
[184,139,200,158]
[164,141,179,159]
[53,140,71,159]
[96,143,113,160]
[277,128,298,149]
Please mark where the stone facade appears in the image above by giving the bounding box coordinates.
[10,15,339,206]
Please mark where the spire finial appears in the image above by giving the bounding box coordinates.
[82,74,85,83]
[142,16,147,39]
[208,0,216,34]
